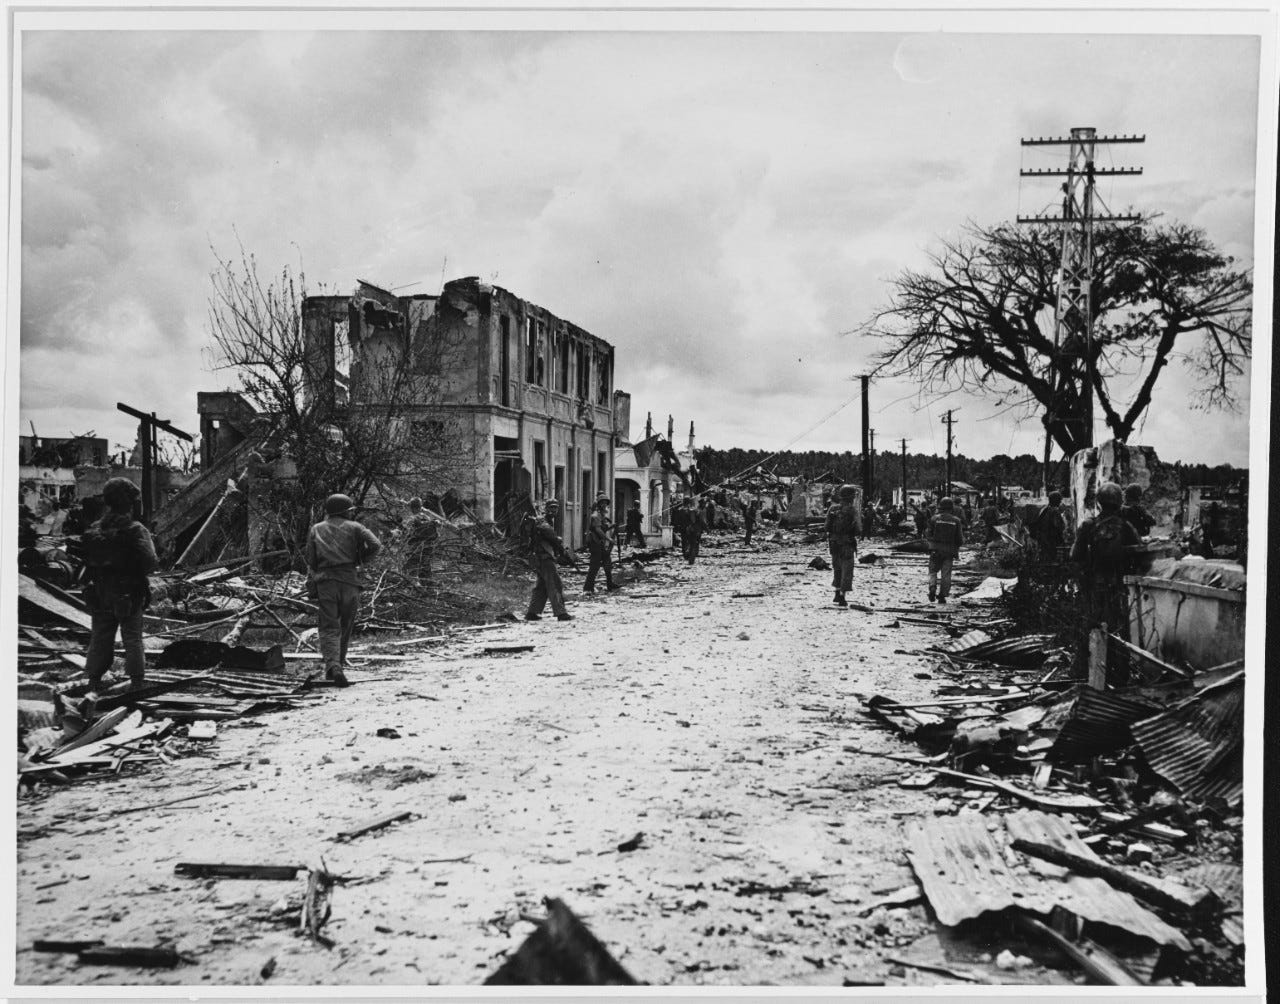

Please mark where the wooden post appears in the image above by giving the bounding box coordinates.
[1087,626,1108,690]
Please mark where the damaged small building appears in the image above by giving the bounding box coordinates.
[301,278,626,551]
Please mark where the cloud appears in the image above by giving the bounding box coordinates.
[16,28,1264,470]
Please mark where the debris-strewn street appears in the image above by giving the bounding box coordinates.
[15,532,1242,987]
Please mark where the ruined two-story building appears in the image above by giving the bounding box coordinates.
[301,277,627,550]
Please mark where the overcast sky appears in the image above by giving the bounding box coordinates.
[17,20,1268,468]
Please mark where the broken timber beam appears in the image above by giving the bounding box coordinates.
[334,810,415,842]
[174,862,305,880]
[1107,633,1193,680]
[1009,838,1220,917]
[1012,914,1142,986]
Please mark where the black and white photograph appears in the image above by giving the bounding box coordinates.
[5,2,1274,996]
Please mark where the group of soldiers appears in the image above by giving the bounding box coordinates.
[823,484,965,606]
[62,468,1168,703]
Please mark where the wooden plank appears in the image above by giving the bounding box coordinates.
[876,690,1030,710]
[78,945,185,968]
[334,810,415,842]
[1012,915,1143,986]
[282,652,413,662]
[935,768,1105,813]
[1108,633,1193,680]
[50,707,131,758]
[174,862,304,880]
[18,574,92,629]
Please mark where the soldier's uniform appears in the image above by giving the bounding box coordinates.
[584,496,618,593]
[825,486,860,606]
[402,498,439,581]
[1121,484,1155,537]
[81,478,156,692]
[681,501,705,564]
[624,503,645,547]
[306,494,382,686]
[1071,483,1142,633]
[927,497,964,603]
[526,502,576,621]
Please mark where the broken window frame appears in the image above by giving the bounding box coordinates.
[525,317,537,384]
[576,342,590,401]
[596,352,610,406]
[557,331,570,395]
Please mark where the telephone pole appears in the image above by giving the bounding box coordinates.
[941,410,955,498]
[860,375,871,501]
[900,438,908,507]
[868,428,876,501]
[1019,128,1144,454]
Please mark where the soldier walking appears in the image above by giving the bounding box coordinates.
[927,496,964,604]
[305,494,382,686]
[825,484,860,606]
[525,499,577,621]
[584,494,619,593]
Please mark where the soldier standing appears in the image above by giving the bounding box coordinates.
[1121,484,1155,538]
[671,498,689,552]
[584,494,619,593]
[1029,490,1068,562]
[525,499,577,621]
[402,497,439,582]
[682,499,705,564]
[1071,482,1142,637]
[81,477,156,696]
[305,494,382,686]
[926,496,964,603]
[624,500,645,548]
[743,499,758,545]
[825,484,860,607]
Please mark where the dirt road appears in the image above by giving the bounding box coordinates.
[16,533,1062,988]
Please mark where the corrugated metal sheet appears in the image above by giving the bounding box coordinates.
[904,813,1190,949]
[948,634,1056,666]
[1050,689,1163,763]
[1176,863,1242,910]
[930,629,993,654]
[1131,672,1243,806]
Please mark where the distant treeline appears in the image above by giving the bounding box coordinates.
[693,447,1246,500]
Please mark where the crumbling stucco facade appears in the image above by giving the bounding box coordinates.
[302,277,622,550]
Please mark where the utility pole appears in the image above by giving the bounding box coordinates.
[116,402,193,525]
[868,428,875,502]
[860,376,871,502]
[900,438,908,507]
[941,410,955,498]
[1019,128,1144,454]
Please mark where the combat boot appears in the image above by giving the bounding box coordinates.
[835,591,848,607]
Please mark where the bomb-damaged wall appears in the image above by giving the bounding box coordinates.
[1068,439,1181,534]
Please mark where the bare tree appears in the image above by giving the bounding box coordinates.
[861,218,1252,455]
[204,244,470,552]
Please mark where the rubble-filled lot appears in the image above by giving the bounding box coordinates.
[15,532,1244,988]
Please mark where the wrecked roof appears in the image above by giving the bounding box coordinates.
[1050,688,1164,764]
[1131,670,1244,807]
[904,812,1190,949]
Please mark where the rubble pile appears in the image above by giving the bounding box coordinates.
[850,556,1244,987]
